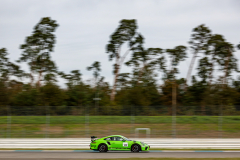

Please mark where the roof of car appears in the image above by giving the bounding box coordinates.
[107,135,123,137]
[99,135,124,139]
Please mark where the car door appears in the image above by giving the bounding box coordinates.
[112,136,127,150]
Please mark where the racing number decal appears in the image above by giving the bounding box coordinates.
[123,142,128,147]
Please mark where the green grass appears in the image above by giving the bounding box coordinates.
[0,116,240,124]
[0,116,239,138]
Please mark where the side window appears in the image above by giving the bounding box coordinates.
[104,137,112,140]
[115,137,124,141]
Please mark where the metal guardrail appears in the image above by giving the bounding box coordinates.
[1,138,240,149]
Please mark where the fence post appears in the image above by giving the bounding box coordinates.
[218,105,223,138]
[109,106,111,135]
[85,106,89,138]
[7,105,11,138]
[131,106,135,138]
[45,106,50,138]
[172,82,177,138]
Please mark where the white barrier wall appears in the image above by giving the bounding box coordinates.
[1,138,240,149]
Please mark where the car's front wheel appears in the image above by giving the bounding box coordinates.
[131,144,140,152]
[98,144,108,152]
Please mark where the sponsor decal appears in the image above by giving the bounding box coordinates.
[123,142,128,147]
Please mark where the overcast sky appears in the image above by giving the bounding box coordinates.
[1,0,240,87]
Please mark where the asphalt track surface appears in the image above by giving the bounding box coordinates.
[1,150,240,159]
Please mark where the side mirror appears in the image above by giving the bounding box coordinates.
[122,140,126,142]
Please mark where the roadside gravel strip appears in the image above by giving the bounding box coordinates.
[1,151,240,159]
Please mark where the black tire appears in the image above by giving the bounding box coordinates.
[98,144,108,152]
[131,144,140,152]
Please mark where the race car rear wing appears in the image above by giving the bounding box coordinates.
[91,136,97,142]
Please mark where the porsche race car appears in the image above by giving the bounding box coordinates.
[90,135,150,152]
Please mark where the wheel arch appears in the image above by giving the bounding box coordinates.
[98,143,109,152]
[131,143,142,151]
[98,143,109,149]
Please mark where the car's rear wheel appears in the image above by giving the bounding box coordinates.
[131,144,140,152]
[98,144,108,152]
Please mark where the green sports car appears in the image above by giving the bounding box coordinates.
[90,135,150,152]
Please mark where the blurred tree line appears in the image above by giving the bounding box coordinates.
[0,17,240,115]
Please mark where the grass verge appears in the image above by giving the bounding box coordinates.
[0,116,240,138]
[0,116,240,124]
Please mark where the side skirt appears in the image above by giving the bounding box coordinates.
[108,148,130,151]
